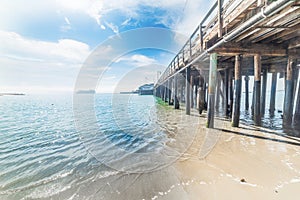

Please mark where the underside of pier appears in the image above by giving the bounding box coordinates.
[155,0,300,129]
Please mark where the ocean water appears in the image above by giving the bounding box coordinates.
[0,94,197,200]
[0,92,297,199]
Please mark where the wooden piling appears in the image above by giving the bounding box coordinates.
[168,79,172,105]
[174,74,180,109]
[261,69,267,116]
[283,57,295,126]
[197,76,205,114]
[229,69,234,117]
[294,70,300,126]
[191,76,194,108]
[225,68,229,116]
[164,83,168,102]
[180,83,184,103]
[216,76,220,112]
[186,66,191,115]
[244,75,250,111]
[269,72,277,117]
[204,82,207,109]
[254,54,261,125]
[251,84,255,117]
[232,55,242,127]
[207,53,218,128]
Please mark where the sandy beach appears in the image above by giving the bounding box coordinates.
[171,109,300,200]
[87,105,300,200]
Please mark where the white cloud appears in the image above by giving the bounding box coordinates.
[0,31,91,93]
[0,31,90,64]
[64,17,71,25]
[104,21,119,34]
[116,54,157,67]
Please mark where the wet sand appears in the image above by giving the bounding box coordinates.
[172,109,300,200]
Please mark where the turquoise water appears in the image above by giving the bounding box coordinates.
[0,92,296,199]
[0,94,195,199]
[0,94,155,199]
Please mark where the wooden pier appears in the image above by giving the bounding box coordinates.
[154,0,300,129]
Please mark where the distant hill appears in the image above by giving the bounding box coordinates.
[0,93,25,96]
[76,90,96,94]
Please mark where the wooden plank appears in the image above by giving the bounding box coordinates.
[223,0,256,28]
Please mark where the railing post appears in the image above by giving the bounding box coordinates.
[218,0,223,37]
[199,24,203,50]
[189,37,192,60]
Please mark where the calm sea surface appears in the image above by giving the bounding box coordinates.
[0,92,296,199]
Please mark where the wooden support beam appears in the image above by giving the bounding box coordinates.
[232,55,242,127]
[244,75,250,111]
[181,81,185,103]
[251,84,255,117]
[288,37,300,49]
[261,69,268,116]
[197,76,205,114]
[191,76,194,108]
[225,68,229,116]
[174,74,180,109]
[269,72,277,117]
[216,76,220,112]
[168,79,172,105]
[212,43,287,56]
[283,57,295,126]
[229,69,234,118]
[165,83,168,102]
[207,53,218,128]
[294,70,300,126]
[254,54,262,125]
[186,67,191,115]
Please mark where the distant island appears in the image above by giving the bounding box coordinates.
[120,91,138,94]
[0,93,25,96]
[76,90,96,94]
[120,83,154,95]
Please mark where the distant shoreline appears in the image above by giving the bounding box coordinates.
[0,93,25,96]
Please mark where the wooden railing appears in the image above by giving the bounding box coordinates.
[156,0,260,85]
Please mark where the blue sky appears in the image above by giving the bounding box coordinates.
[0,0,213,93]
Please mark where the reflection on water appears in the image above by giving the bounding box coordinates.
[214,90,300,137]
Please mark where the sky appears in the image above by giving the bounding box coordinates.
[0,0,213,94]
